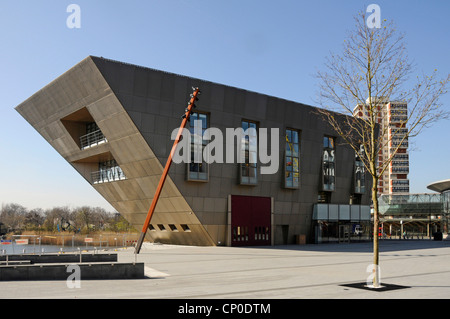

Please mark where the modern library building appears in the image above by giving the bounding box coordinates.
[16,56,372,246]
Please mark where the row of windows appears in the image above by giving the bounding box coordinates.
[186,113,365,194]
[392,187,410,193]
[390,110,407,115]
[390,116,408,122]
[392,180,409,185]
[82,114,364,194]
[393,154,409,160]
[149,224,190,232]
[392,167,409,173]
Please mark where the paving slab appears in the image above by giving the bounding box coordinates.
[0,240,449,300]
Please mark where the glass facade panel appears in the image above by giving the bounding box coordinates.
[188,113,208,181]
[285,129,300,188]
[354,154,365,194]
[444,190,450,214]
[316,221,371,243]
[322,136,335,191]
[240,120,258,185]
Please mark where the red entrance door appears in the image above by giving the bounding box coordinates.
[231,195,271,246]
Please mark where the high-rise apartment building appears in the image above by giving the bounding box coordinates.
[353,98,410,195]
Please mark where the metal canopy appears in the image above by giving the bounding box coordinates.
[427,179,450,193]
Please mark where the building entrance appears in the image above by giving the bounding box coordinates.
[231,195,271,246]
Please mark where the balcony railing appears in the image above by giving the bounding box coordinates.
[80,130,107,149]
[392,161,409,167]
[391,167,409,174]
[390,128,408,135]
[92,167,126,184]
[389,103,407,110]
[390,118,407,124]
[391,141,409,148]
[392,179,409,186]
[393,155,409,161]
[392,187,410,193]
[390,111,408,117]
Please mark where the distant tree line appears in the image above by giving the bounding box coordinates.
[0,203,136,235]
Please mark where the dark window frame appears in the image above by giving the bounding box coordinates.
[239,119,258,185]
[186,112,209,182]
[322,136,336,192]
[284,128,301,189]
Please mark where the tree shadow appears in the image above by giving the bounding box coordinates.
[247,239,450,254]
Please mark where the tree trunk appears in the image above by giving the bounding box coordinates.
[372,175,381,288]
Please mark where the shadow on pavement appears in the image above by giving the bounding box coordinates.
[241,239,450,254]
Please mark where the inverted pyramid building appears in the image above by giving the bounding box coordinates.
[16,56,372,246]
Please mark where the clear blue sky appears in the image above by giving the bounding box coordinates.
[1,1,449,211]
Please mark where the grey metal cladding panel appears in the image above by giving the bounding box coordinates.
[133,67,149,97]
[90,56,122,93]
[160,73,175,102]
[223,86,236,114]
[141,113,156,133]
[173,76,189,103]
[147,71,163,99]
[209,83,225,111]
[159,101,174,118]
[243,91,267,121]
[232,89,246,116]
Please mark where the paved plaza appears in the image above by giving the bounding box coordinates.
[0,240,449,299]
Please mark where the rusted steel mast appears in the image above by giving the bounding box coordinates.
[135,87,200,254]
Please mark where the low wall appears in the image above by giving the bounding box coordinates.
[0,253,117,264]
[0,262,145,281]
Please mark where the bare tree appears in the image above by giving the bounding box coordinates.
[44,206,72,232]
[0,203,27,231]
[316,11,450,288]
[24,208,45,230]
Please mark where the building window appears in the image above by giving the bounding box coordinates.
[92,159,126,184]
[239,120,258,185]
[322,136,335,191]
[284,128,300,188]
[354,153,365,194]
[187,112,208,181]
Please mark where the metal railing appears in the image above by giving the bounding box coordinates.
[80,130,107,149]
[0,233,139,256]
[391,167,409,173]
[92,166,126,184]
[392,180,409,185]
